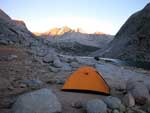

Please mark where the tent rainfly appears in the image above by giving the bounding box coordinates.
[62,66,110,95]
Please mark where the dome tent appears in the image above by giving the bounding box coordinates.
[62,66,110,95]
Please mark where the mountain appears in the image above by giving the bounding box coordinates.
[44,26,73,36]
[93,3,150,62]
[0,9,35,46]
[33,26,113,56]
[0,8,113,56]
[34,26,73,37]
[46,31,113,55]
[33,26,106,37]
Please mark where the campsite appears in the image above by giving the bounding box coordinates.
[0,1,150,113]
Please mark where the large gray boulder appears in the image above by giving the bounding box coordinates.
[85,99,107,113]
[127,80,150,105]
[12,88,62,113]
[103,96,122,110]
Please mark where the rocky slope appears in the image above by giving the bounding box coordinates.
[0,9,36,47]
[93,3,150,62]
[0,9,59,59]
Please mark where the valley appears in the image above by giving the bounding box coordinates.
[0,2,150,113]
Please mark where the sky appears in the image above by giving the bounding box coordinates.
[0,0,149,35]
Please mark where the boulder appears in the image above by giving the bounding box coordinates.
[12,88,61,113]
[55,79,65,85]
[61,63,72,71]
[146,83,150,93]
[21,79,43,89]
[142,101,150,113]
[43,53,55,63]
[123,93,135,107]
[127,80,150,105]
[103,96,122,110]
[0,39,9,45]
[71,101,83,109]
[49,66,60,73]
[53,57,63,68]
[85,99,107,113]
[34,47,48,57]
[112,109,120,113]
[8,54,18,61]
[59,56,70,63]
[127,107,146,113]
[70,62,79,68]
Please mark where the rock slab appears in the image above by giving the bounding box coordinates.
[85,99,107,113]
[12,88,61,113]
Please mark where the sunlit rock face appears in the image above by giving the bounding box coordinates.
[43,26,73,36]
[34,26,106,37]
[100,3,150,62]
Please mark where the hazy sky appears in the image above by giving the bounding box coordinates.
[0,0,149,35]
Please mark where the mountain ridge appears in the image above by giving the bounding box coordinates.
[92,3,150,62]
[33,26,108,37]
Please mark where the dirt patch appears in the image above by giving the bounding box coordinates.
[0,45,51,113]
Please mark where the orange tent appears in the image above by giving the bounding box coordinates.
[62,66,110,95]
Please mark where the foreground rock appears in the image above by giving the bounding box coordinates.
[43,53,55,63]
[103,96,125,112]
[85,99,107,113]
[127,107,146,113]
[21,79,43,89]
[127,80,150,105]
[12,88,61,113]
[142,101,150,113]
[123,93,135,107]
[53,57,63,68]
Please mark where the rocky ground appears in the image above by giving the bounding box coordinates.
[0,45,150,113]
